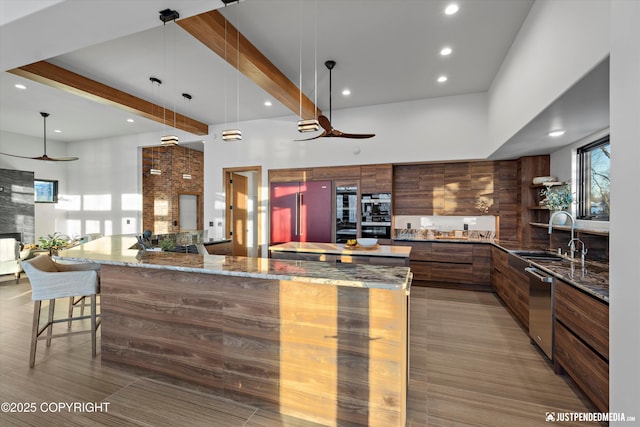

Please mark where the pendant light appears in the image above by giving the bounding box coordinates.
[159,9,180,146]
[222,1,242,141]
[297,0,319,133]
[149,77,162,175]
[182,93,193,180]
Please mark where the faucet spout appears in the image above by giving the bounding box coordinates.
[549,210,577,257]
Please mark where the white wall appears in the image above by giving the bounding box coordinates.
[0,130,68,242]
[609,0,640,418]
[488,0,610,151]
[203,93,489,252]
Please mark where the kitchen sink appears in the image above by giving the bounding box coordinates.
[511,250,565,262]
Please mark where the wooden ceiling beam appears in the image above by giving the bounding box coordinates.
[178,10,321,120]
[8,61,209,136]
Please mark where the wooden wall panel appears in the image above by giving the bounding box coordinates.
[268,168,313,182]
[311,165,361,180]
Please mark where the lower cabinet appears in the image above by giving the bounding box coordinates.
[394,241,491,289]
[490,246,529,328]
[554,279,609,412]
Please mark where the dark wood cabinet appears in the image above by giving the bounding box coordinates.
[554,279,609,412]
[490,246,528,328]
[360,164,392,194]
[395,241,490,289]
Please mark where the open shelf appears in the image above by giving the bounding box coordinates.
[530,222,609,236]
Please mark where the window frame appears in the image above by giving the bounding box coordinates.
[577,135,610,221]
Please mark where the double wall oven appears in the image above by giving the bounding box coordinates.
[361,193,391,239]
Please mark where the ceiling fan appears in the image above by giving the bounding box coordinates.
[296,60,375,141]
[0,112,79,161]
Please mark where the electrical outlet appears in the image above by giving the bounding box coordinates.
[209,221,214,227]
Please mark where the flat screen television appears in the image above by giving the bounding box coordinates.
[34,179,58,203]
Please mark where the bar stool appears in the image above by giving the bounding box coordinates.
[21,255,100,368]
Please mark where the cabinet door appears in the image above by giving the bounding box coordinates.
[555,280,609,360]
[361,164,392,193]
[270,182,300,244]
[300,181,333,243]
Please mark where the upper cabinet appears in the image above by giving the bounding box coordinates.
[360,164,392,194]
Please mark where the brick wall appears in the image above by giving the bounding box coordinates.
[142,145,204,234]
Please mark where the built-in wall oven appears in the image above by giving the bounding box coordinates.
[361,193,391,239]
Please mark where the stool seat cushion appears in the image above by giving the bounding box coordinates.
[22,255,100,301]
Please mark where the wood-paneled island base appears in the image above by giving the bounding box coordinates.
[57,236,411,427]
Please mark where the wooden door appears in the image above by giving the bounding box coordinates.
[231,173,248,256]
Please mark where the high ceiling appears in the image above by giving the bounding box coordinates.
[3,0,610,159]
[0,0,537,147]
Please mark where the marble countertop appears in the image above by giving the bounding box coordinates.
[56,235,411,291]
[269,242,412,258]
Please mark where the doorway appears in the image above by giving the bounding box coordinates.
[224,166,262,257]
[179,194,198,230]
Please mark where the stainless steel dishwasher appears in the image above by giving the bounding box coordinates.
[526,266,554,359]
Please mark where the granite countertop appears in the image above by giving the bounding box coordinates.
[509,252,609,303]
[391,236,609,302]
[55,235,411,291]
[269,242,412,258]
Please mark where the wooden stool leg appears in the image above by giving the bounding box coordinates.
[90,295,97,358]
[15,272,20,284]
[46,299,55,347]
[68,297,74,328]
[30,300,42,368]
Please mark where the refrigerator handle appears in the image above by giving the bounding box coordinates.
[295,192,299,236]
[299,193,304,236]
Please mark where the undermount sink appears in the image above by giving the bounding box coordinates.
[511,250,565,262]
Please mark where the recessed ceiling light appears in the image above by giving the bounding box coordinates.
[342,89,351,96]
[548,130,566,137]
[54,129,62,133]
[264,100,272,107]
[440,47,452,56]
[437,75,448,83]
[444,4,459,15]
[127,118,135,123]
[14,84,27,90]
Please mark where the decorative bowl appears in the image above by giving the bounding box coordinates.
[357,238,378,247]
[532,176,557,185]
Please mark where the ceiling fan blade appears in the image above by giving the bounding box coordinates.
[34,155,80,161]
[294,132,327,141]
[1,152,79,161]
[336,132,376,139]
[317,115,332,132]
[0,152,36,159]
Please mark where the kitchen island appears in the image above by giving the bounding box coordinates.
[57,235,411,427]
[269,241,412,266]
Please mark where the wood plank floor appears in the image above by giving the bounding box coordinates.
[0,275,600,426]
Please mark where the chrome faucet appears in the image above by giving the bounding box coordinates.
[548,210,576,258]
[568,237,588,266]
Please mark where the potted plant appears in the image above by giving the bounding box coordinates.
[159,237,175,251]
[540,183,573,223]
[38,232,69,256]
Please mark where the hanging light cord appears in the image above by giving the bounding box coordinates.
[236,2,240,129]
[298,0,302,120]
[314,0,318,120]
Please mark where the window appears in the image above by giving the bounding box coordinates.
[34,179,58,203]
[577,136,610,220]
